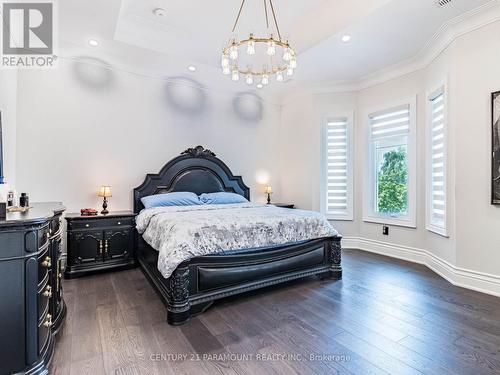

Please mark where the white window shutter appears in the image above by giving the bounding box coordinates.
[323,116,353,220]
[370,105,410,140]
[428,91,447,234]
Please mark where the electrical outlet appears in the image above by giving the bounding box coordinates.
[382,225,389,235]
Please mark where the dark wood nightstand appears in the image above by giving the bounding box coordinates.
[272,203,295,209]
[64,211,136,279]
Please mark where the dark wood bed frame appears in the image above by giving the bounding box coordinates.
[133,146,342,325]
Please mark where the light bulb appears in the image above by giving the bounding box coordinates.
[231,69,240,81]
[341,34,351,43]
[286,68,294,76]
[246,74,254,85]
[221,55,229,68]
[289,58,297,69]
[267,40,276,56]
[276,72,284,82]
[229,45,238,60]
[283,47,292,61]
[247,40,255,55]
[261,74,269,85]
[222,66,231,75]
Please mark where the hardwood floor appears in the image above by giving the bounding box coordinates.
[50,249,500,375]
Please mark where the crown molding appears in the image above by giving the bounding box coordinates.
[282,1,500,104]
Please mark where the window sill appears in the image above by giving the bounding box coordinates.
[426,225,449,238]
[326,215,354,221]
[363,215,416,229]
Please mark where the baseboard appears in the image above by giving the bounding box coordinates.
[342,237,500,298]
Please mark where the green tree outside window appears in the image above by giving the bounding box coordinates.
[377,148,408,214]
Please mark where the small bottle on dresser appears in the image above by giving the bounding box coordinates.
[19,193,29,208]
[7,191,14,207]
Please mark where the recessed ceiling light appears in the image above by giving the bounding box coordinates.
[341,34,351,43]
[256,83,263,89]
[187,65,197,72]
[88,39,99,47]
[154,8,166,17]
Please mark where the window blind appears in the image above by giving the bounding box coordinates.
[370,105,410,140]
[429,92,446,229]
[325,117,350,217]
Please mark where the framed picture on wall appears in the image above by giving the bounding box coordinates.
[492,91,500,204]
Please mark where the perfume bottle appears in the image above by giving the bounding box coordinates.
[19,193,29,208]
[7,191,14,207]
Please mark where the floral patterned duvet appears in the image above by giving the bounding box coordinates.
[136,203,338,278]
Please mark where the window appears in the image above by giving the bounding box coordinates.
[321,113,354,220]
[364,99,416,227]
[427,87,448,236]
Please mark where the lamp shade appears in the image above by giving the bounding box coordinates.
[264,186,273,194]
[98,185,112,198]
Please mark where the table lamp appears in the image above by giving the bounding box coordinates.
[264,185,273,204]
[98,185,112,214]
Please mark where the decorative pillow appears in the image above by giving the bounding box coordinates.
[141,192,201,209]
[199,192,248,205]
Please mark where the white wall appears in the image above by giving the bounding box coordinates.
[453,21,500,276]
[15,59,282,212]
[281,17,500,283]
[0,69,18,188]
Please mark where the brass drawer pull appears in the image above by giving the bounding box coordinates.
[43,314,52,328]
[105,239,109,254]
[99,240,103,255]
[41,256,51,268]
[43,285,52,298]
[117,221,121,225]
[85,224,90,228]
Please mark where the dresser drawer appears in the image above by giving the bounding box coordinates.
[38,225,50,249]
[50,218,62,236]
[38,281,51,324]
[68,217,134,230]
[38,310,51,354]
[38,247,51,284]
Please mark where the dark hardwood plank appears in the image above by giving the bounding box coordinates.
[50,250,500,375]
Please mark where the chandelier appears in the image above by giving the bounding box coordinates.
[221,0,297,87]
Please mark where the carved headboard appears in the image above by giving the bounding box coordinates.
[133,146,250,213]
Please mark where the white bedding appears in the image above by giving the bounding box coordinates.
[136,203,338,278]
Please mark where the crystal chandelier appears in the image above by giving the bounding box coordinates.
[221,0,297,87]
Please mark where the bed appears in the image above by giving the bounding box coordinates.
[133,146,342,325]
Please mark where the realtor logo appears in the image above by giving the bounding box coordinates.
[1,1,56,68]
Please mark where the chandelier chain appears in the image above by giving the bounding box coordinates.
[232,0,282,40]
[268,0,282,41]
[232,0,246,33]
[264,0,269,29]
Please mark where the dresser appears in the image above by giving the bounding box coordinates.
[0,202,66,375]
[64,211,136,278]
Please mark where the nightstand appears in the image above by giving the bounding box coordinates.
[272,203,295,209]
[64,211,136,279]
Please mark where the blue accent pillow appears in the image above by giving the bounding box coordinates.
[199,192,248,205]
[141,192,201,209]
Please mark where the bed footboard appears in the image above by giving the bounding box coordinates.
[138,236,342,325]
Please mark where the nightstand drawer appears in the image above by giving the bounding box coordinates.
[68,217,134,230]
